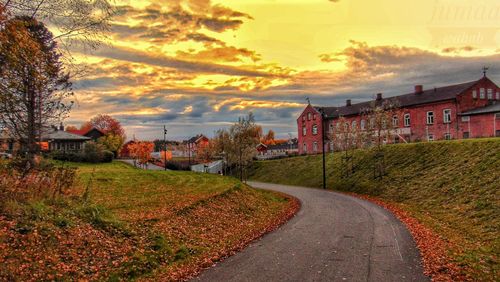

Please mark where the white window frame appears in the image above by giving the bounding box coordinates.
[313,114,317,120]
[352,121,357,129]
[472,90,477,99]
[302,126,306,136]
[480,88,485,99]
[461,116,470,122]
[444,133,451,140]
[427,134,434,142]
[308,113,312,120]
[487,89,493,100]
[443,109,451,123]
[329,123,334,133]
[312,124,318,135]
[392,115,399,127]
[313,142,318,152]
[360,119,366,130]
[303,143,307,153]
[302,115,305,121]
[426,111,434,125]
[404,113,411,127]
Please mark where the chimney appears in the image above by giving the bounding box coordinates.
[346,99,352,107]
[414,85,423,94]
[376,93,383,101]
[59,122,64,131]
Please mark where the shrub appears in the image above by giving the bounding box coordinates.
[101,150,114,163]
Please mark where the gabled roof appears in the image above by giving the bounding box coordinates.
[46,130,91,141]
[316,79,482,118]
[67,127,105,136]
[187,134,208,144]
[459,102,500,116]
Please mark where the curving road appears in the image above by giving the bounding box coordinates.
[194,181,429,282]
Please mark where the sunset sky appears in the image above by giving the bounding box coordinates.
[69,0,500,140]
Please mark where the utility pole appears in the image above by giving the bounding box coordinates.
[163,126,168,171]
[319,109,327,189]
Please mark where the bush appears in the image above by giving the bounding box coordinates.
[101,150,114,163]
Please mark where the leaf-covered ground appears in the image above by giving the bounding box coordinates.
[0,162,299,281]
[249,138,499,281]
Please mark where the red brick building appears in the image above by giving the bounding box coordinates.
[298,75,500,154]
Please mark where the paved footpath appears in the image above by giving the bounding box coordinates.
[194,181,429,282]
[118,159,167,171]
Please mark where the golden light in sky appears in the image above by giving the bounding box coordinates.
[69,0,500,139]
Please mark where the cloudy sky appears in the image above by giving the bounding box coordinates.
[68,0,500,140]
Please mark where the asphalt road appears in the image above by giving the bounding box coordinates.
[194,181,429,282]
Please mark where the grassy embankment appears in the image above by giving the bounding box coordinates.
[249,138,499,280]
[0,161,297,281]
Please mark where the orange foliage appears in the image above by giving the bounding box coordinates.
[127,141,154,165]
[160,150,173,162]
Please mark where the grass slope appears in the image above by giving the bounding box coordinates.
[0,162,297,281]
[249,138,499,281]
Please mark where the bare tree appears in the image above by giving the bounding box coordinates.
[330,116,361,178]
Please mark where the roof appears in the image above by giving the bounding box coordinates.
[46,130,91,141]
[459,102,500,116]
[267,139,298,150]
[187,134,208,144]
[67,127,105,136]
[315,79,480,118]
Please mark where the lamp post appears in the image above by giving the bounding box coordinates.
[163,126,168,171]
[319,109,327,189]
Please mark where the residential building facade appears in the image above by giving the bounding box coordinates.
[298,75,500,154]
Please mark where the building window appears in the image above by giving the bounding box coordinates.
[302,126,306,136]
[308,113,312,120]
[336,123,341,131]
[443,109,451,123]
[472,90,477,99]
[302,115,305,122]
[382,118,387,129]
[480,88,485,99]
[329,123,334,133]
[404,113,410,127]
[369,118,375,129]
[487,89,493,99]
[496,113,500,120]
[303,143,307,153]
[463,132,470,139]
[497,92,500,100]
[496,130,500,137]
[461,116,470,122]
[427,134,434,142]
[313,142,318,152]
[392,115,399,127]
[360,119,366,130]
[352,121,357,129]
[329,141,334,151]
[426,111,434,124]
[313,114,317,120]
[444,133,451,140]
[312,124,318,135]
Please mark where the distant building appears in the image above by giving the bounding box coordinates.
[67,128,105,142]
[298,75,500,154]
[256,139,299,160]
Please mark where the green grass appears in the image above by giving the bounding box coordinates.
[249,138,500,281]
[1,161,294,281]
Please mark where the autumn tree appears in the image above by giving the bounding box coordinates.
[127,141,153,168]
[262,129,276,145]
[360,99,400,179]
[83,114,126,156]
[0,16,72,163]
[330,116,361,178]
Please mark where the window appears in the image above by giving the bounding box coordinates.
[487,89,493,99]
[382,118,387,129]
[444,133,451,140]
[392,115,399,127]
[308,113,312,120]
[495,113,500,120]
[352,121,357,129]
[472,90,477,99]
[313,114,317,120]
[497,92,500,100]
[329,123,334,133]
[427,134,434,142]
[404,113,411,127]
[336,123,341,131]
[461,116,470,122]
[443,109,451,123]
[302,115,305,121]
[329,141,334,151]
[302,126,306,136]
[303,143,307,153]
[369,118,375,129]
[312,124,318,135]
[360,119,366,130]
[496,130,500,137]
[480,88,485,99]
[313,142,318,152]
[463,132,470,139]
[426,111,434,124]
[343,122,348,131]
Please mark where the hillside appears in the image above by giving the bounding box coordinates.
[249,138,499,280]
[0,162,298,281]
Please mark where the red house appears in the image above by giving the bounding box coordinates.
[298,75,500,155]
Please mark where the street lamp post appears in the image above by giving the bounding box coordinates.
[319,109,327,189]
[163,126,168,171]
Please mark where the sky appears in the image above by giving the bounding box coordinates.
[68,0,500,141]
